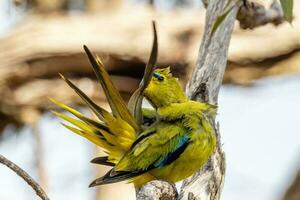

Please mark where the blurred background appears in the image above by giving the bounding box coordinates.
[0,0,299,199]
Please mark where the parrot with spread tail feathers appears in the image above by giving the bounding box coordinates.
[51,22,217,188]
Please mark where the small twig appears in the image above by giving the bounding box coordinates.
[19,107,49,191]
[0,154,50,200]
[32,121,48,191]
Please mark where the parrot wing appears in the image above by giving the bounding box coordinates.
[128,21,158,125]
[90,156,115,166]
[50,83,157,162]
[50,76,137,162]
[83,45,139,132]
[89,124,190,186]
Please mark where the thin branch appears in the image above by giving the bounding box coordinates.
[0,154,50,200]
[19,107,49,191]
[187,0,240,104]
[32,120,48,191]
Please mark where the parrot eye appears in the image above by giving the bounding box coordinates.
[153,72,164,81]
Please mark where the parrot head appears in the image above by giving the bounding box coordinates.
[144,67,188,108]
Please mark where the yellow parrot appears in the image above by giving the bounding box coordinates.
[51,23,216,188]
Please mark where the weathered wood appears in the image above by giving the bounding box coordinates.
[187,0,239,103]
[137,180,178,200]
[180,0,239,199]
[237,0,284,29]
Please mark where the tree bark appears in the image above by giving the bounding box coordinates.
[137,180,178,200]
[181,0,239,199]
[237,0,284,29]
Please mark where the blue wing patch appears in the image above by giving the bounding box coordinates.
[154,134,189,168]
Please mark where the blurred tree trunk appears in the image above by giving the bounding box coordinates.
[148,0,154,6]
[173,0,193,6]
[22,0,68,12]
[15,0,124,12]
[86,0,124,12]
[284,170,300,200]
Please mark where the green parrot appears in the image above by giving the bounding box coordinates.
[51,23,217,187]
[89,66,217,187]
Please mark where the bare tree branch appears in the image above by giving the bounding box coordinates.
[203,0,285,29]
[237,0,284,29]
[0,154,50,200]
[179,0,239,199]
[187,0,239,103]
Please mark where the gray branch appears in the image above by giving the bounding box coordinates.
[187,0,239,104]
[137,180,178,200]
[137,0,239,199]
[180,0,239,199]
[237,0,284,29]
[0,154,50,200]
